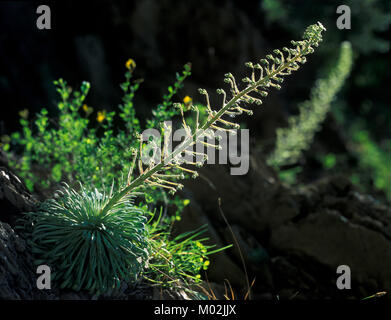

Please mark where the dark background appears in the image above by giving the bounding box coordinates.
[1,0,391,300]
[1,0,391,164]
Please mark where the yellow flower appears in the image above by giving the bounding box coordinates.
[97,110,106,123]
[82,104,93,116]
[183,96,192,105]
[125,58,136,70]
[19,109,29,119]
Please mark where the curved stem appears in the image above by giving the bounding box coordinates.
[101,44,312,215]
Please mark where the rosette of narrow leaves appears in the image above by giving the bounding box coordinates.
[24,183,148,293]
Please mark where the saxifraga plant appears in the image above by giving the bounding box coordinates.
[267,41,353,170]
[25,22,325,293]
[23,184,148,293]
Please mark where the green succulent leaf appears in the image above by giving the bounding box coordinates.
[23,183,148,294]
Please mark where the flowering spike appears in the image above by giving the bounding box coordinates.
[100,23,325,210]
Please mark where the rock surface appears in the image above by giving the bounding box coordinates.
[2,158,391,300]
[180,155,391,300]
[0,167,37,227]
[0,167,54,299]
[0,221,56,299]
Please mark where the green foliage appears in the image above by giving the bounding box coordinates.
[329,77,391,199]
[145,212,231,286]
[277,167,302,185]
[322,153,337,169]
[185,103,209,129]
[327,57,391,199]
[7,64,191,194]
[267,41,353,169]
[7,79,92,190]
[350,127,391,198]
[147,63,191,129]
[21,184,148,293]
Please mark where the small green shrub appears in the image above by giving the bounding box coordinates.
[6,62,191,195]
[145,212,231,286]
